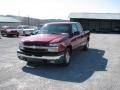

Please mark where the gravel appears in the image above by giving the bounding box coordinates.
[0,34,120,90]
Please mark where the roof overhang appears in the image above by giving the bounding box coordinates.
[0,16,21,23]
[69,13,120,20]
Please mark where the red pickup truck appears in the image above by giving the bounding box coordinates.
[17,22,90,66]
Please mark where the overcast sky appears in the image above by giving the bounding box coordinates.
[0,0,120,19]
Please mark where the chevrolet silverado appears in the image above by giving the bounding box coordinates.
[17,22,90,66]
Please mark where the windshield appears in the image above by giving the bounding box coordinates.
[17,26,30,29]
[39,24,71,34]
[23,27,30,29]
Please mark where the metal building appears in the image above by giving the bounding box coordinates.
[0,16,21,28]
[69,13,120,33]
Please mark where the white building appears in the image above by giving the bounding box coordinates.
[0,16,21,28]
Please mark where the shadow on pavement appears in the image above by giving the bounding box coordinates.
[22,48,108,83]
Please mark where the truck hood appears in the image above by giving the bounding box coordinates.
[21,34,68,43]
[7,29,17,31]
[17,29,35,31]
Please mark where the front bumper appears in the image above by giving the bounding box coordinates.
[17,49,64,63]
[23,30,33,35]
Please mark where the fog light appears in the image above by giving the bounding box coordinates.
[50,61,55,63]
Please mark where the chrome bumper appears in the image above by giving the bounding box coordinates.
[17,49,64,61]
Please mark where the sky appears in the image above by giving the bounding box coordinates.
[0,0,120,19]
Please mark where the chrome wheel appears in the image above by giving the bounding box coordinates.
[66,51,70,64]
[62,48,71,66]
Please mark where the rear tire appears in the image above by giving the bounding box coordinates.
[62,48,71,66]
[83,41,89,51]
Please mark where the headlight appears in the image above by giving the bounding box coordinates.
[48,43,65,52]
[19,42,24,50]
[49,43,59,47]
[7,30,11,32]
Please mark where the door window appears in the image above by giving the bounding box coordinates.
[72,24,78,33]
[72,24,80,35]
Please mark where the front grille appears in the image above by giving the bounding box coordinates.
[23,42,49,46]
[23,47,47,53]
[11,31,17,33]
[22,49,62,56]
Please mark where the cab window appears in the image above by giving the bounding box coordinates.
[72,24,80,35]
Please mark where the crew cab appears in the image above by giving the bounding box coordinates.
[1,26,19,37]
[17,22,90,66]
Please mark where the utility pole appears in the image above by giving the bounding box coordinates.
[27,16,30,25]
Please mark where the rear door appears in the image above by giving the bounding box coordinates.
[71,23,82,49]
[77,23,88,46]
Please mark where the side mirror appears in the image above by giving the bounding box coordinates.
[74,31,80,35]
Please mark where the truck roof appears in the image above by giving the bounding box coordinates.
[47,22,78,24]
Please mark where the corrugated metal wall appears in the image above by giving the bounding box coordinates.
[70,18,120,33]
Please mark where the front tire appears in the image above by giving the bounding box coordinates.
[27,61,34,66]
[62,48,71,66]
[16,34,19,37]
[1,32,6,36]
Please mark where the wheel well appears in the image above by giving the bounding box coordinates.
[66,45,72,54]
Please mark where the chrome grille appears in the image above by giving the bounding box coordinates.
[23,42,49,46]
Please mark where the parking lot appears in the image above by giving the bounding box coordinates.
[0,34,120,90]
